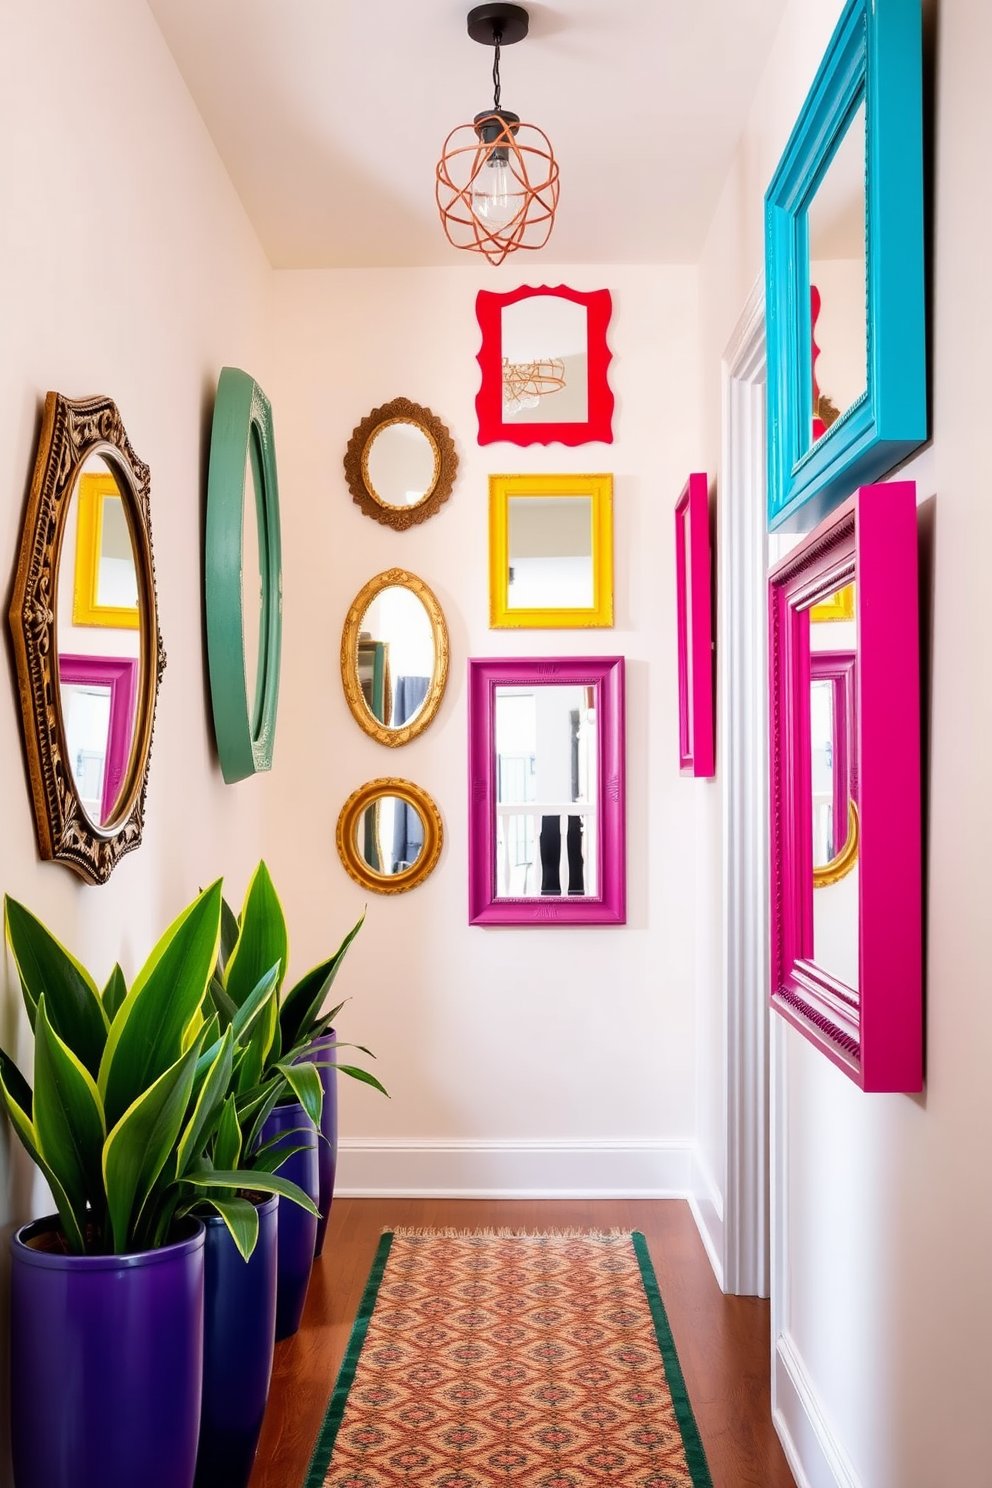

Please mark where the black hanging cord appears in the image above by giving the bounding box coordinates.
[492,27,503,110]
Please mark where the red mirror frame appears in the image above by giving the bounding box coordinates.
[768,481,922,1092]
[675,473,715,777]
[475,286,614,446]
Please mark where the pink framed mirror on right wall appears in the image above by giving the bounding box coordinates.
[675,472,715,777]
[768,481,922,1092]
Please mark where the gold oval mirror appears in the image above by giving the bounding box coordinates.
[340,569,449,747]
[9,393,165,883]
[344,397,457,530]
[336,778,443,894]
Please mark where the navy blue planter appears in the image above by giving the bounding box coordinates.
[260,1100,319,1339]
[193,1194,278,1488]
[299,1031,338,1256]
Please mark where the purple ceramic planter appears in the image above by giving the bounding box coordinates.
[11,1216,205,1488]
[193,1195,278,1488]
[299,1030,339,1256]
[260,1100,318,1339]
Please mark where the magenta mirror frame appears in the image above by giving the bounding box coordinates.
[57,654,139,827]
[468,656,626,926]
[768,481,922,1092]
[675,472,715,777]
[475,286,614,447]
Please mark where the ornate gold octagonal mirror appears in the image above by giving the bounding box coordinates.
[340,569,449,746]
[9,393,165,883]
[344,397,458,530]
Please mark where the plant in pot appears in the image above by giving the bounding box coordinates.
[211,861,386,1329]
[0,880,318,1488]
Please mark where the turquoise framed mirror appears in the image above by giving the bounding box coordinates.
[205,367,283,782]
[765,0,926,531]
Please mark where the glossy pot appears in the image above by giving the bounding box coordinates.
[11,1215,204,1488]
[260,1100,318,1338]
[193,1194,278,1488]
[299,1030,338,1256]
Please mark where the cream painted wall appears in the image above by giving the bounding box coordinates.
[268,263,704,1196]
[0,2,276,1481]
[699,0,992,1484]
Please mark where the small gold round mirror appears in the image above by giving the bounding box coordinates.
[344,397,457,530]
[341,569,449,747]
[336,779,443,894]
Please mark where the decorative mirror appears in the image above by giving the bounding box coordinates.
[764,0,925,530]
[475,286,614,446]
[336,778,443,894]
[8,393,165,883]
[340,570,449,746]
[344,397,458,530]
[468,656,625,926]
[489,473,613,629]
[205,367,283,784]
[768,481,921,1092]
[675,473,714,777]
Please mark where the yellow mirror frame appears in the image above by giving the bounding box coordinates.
[72,471,140,630]
[488,473,614,629]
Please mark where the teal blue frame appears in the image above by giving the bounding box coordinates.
[205,367,283,782]
[765,0,925,531]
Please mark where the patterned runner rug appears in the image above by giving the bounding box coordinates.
[304,1229,713,1487]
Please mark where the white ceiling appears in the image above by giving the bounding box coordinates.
[147,0,791,269]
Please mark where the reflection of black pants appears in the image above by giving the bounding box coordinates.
[540,815,585,896]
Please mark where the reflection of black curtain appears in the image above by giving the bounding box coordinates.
[539,816,561,895]
[566,815,585,895]
[391,677,431,870]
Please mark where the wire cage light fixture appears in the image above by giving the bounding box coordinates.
[436,4,559,267]
[501,356,566,415]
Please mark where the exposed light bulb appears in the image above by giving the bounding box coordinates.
[471,152,521,231]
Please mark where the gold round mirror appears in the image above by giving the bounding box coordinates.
[340,569,449,747]
[9,393,165,883]
[336,779,443,894]
[344,397,457,530]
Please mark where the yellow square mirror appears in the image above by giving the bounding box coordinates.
[489,473,613,629]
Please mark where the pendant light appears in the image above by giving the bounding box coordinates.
[436,4,560,267]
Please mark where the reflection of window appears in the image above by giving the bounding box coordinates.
[61,682,112,823]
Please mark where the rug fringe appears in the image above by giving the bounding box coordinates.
[382,1226,635,1239]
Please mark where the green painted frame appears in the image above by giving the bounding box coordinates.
[205,366,283,782]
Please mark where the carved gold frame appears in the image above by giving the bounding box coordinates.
[340,569,449,747]
[343,397,458,530]
[813,800,860,888]
[336,778,444,894]
[9,392,165,884]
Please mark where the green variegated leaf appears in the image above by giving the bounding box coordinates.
[5,897,108,1077]
[199,1194,259,1261]
[225,863,288,1008]
[219,896,241,976]
[275,1060,323,1128]
[99,882,222,1129]
[176,1028,234,1176]
[33,997,106,1220]
[183,1168,320,1216]
[0,1051,87,1254]
[335,1064,390,1097]
[213,1093,243,1171]
[208,974,237,1030]
[231,966,280,1048]
[103,1043,200,1252]
[101,965,128,1021]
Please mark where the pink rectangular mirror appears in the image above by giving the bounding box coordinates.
[675,472,714,776]
[468,656,625,925]
[768,481,922,1091]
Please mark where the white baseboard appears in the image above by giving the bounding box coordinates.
[334,1138,694,1199]
[688,1148,725,1290]
[773,1331,863,1488]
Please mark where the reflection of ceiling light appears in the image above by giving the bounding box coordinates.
[501,357,566,416]
[436,4,559,267]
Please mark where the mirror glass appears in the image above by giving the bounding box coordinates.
[355,584,436,731]
[242,431,265,733]
[365,420,437,509]
[355,794,426,877]
[810,580,858,987]
[501,296,588,422]
[507,496,593,610]
[493,683,598,899]
[57,453,143,830]
[807,100,867,447]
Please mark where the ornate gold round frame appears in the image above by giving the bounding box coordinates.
[336,778,444,895]
[343,397,458,530]
[340,569,450,747]
[813,800,860,889]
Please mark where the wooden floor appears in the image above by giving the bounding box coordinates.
[249,1198,796,1488]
